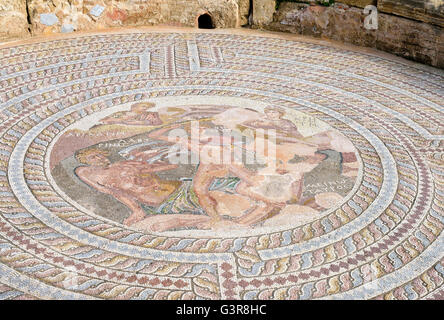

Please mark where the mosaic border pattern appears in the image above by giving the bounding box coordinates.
[0,31,443,300]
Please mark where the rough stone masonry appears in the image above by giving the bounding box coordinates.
[0,0,443,67]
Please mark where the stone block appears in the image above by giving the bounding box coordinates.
[90,5,105,18]
[338,0,377,8]
[0,0,30,40]
[253,0,276,26]
[40,13,59,26]
[376,12,442,66]
[378,0,444,27]
[238,0,251,26]
[61,23,75,33]
[269,3,377,46]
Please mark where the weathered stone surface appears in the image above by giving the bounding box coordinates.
[198,0,240,28]
[238,0,251,26]
[376,12,443,67]
[339,0,376,8]
[267,2,444,67]
[438,28,444,67]
[1,0,442,69]
[90,4,105,18]
[26,0,240,35]
[253,0,276,26]
[61,23,75,33]
[40,13,59,26]
[28,0,89,34]
[270,3,377,46]
[0,0,30,40]
[378,0,444,27]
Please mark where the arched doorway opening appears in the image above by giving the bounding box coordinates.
[198,13,215,29]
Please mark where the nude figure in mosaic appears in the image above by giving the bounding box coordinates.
[233,106,360,222]
[100,102,163,126]
[74,148,212,230]
[146,118,324,228]
[243,106,306,142]
[73,104,358,232]
[233,136,328,225]
[147,123,263,229]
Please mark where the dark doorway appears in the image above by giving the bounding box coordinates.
[248,0,253,26]
[198,14,214,29]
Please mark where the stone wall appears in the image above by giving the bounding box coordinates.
[253,0,276,26]
[0,0,30,40]
[265,1,444,68]
[0,0,443,68]
[378,0,443,27]
[1,0,242,40]
[27,0,241,33]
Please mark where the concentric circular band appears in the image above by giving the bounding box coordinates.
[0,29,443,300]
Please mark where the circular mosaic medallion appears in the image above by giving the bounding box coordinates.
[48,96,360,235]
[0,29,443,300]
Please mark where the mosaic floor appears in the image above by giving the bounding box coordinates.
[0,28,443,300]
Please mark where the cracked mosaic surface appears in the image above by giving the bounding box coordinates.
[0,29,443,300]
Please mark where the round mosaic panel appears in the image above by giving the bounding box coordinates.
[0,29,443,300]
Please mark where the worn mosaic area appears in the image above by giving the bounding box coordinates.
[0,30,443,300]
[49,97,359,233]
